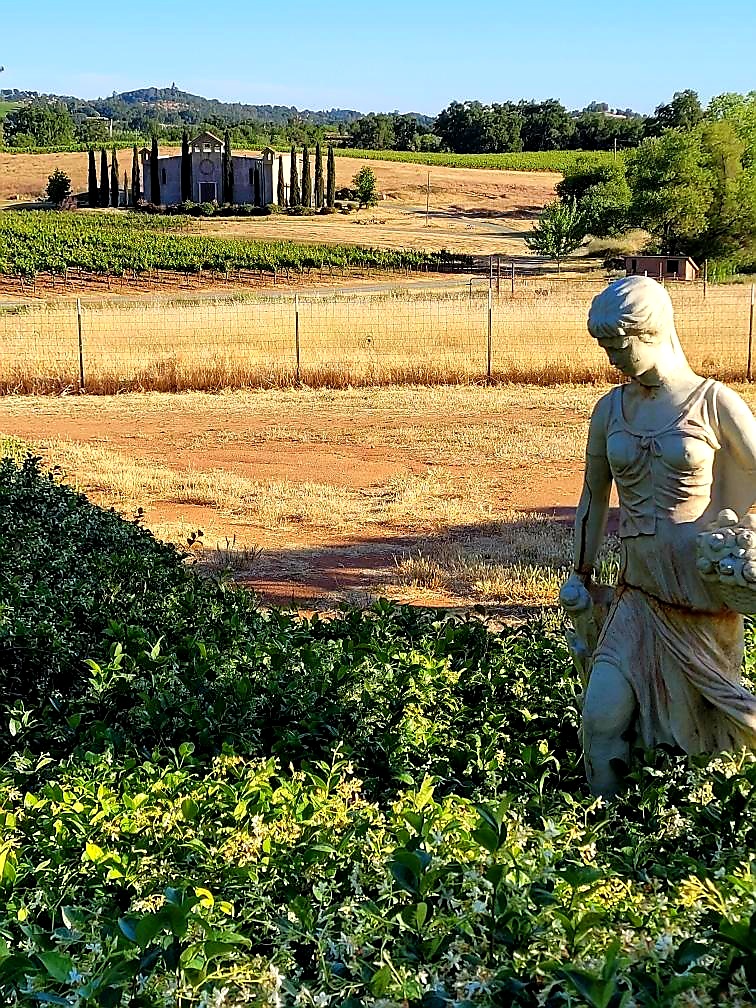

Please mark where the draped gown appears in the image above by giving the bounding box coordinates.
[589,379,756,753]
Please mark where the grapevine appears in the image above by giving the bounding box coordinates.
[0,211,465,278]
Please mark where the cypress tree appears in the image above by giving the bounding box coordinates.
[131,145,141,207]
[289,146,300,207]
[253,165,261,207]
[181,130,192,202]
[99,148,109,207]
[110,147,119,207]
[150,135,160,205]
[223,130,234,204]
[326,145,336,208]
[88,148,98,206]
[301,144,311,207]
[277,155,286,206]
[123,171,128,207]
[314,142,324,208]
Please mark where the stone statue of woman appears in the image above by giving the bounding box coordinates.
[561,275,756,797]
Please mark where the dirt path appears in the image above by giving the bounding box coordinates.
[0,385,607,609]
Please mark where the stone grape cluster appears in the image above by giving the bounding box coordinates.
[697,508,756,590]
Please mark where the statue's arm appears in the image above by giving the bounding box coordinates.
[573,396,613,581]
[715,386,756,509]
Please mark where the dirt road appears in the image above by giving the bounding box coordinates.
[0,384,611,610]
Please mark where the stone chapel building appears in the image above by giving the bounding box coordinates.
[141,131,292,206]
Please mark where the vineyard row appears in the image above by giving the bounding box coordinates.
[0,211,467,278]
[332,148,621,172]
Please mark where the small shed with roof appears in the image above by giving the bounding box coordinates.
[625,254,700,281]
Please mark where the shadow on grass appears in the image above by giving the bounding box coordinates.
[194,507,621,615]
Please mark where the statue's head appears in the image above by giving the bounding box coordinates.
[588,276,682,378]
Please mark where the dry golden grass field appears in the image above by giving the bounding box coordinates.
[3,381,756,613]
[0,149,557,258]
[1,280,751,393]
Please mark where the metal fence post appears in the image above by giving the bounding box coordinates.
[294,293,301,383]
[748,284,755,382]
[487,286,493,381]
[76,298,85,391]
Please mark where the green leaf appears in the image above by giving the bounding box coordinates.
[202,940,247,959]
[371,965,392,996]
[486,863,505,888]
[472,825,500,854]
[403,811,424,833]
[0,848,16,885]
[180,797,198,821]
[389,860,420,895]
[673,937,710,971]
[415,775,436,810]
[117,917,138,943]
[393,848,427,873]
[84,842,104,863]
[557,866,603,889]
[529,880,557,907]
[135,914,166,948]
[574,911,606,937]
[38,950,74,983]
[61,907,87,931]
[475,804,500,833]
[560,968,611,1008]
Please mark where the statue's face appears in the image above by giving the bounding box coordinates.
[596,328,657,378]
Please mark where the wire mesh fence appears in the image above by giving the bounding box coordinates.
[0,278,753,393]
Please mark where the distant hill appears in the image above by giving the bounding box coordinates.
[100,85,364,124]
[0,85,436,128]
[0,85,382,126]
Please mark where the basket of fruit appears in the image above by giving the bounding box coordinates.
[696,509,756,615]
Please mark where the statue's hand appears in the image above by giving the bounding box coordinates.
[559,572,593,613]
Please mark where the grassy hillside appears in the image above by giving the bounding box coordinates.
[334,148,621,172]
[0,444,755,1006]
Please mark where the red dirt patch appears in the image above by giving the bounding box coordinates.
[0,389,593,608]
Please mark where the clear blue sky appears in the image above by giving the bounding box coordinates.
[3,0,755,116]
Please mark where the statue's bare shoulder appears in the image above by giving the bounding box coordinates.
[708,382,756,463]
[709,380,756,424]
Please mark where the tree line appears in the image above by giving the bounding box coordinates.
[0,89,736,156]
[0,101,351,151]
[342,92,714,154]
[430,91,721,155]
[77,144,140,208]
[526,91,756,269]
[283,141,341,209]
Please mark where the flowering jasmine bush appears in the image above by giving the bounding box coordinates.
[0,449,755,1006]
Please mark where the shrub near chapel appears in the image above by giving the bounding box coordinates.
[352,165,379,207]
[46,168,71,206]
